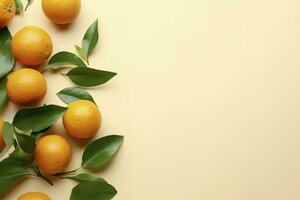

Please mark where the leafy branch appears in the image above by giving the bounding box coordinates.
[0,20,123,200]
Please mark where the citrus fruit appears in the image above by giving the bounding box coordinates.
[6,68,47,106]
[18,192,51,200]
[35,135,72,175]
[0,0,15,28]
[12,26,53,67]
[42,0,81,24]
[0,119,4,151]
[63,100,101,139]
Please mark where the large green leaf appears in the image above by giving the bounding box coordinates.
[0,77,8,113]
[57,87,95,104]
[66,67,117,87]
[0,157,31,194]
[82,20,99,60]
[48,51,87,69]
[0,27,14,78]
[82,135,124,168]
[13,105,67,132]
[70,181,117,200]
[61,172,106,183]
[14,0,23,14]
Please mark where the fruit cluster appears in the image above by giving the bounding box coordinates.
[0,0,123,200]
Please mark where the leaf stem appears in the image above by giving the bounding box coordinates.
[60,73,68,79]
[32,165,53,185]
[55,166,82,177]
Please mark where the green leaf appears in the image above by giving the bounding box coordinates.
[70,181,117,200]
[14,0,23,14]
[0,122,15,156]
[82,135,124,168]
[57,87,95,104]
[48,51,87,69]
[0,27,15,78]
[10,145,33,164]
[13,105,67,132]
[82,19,99,60]
[75,45,88,62]
[16,133,35,153]
[61,172,107,183]
[0,77,8,113]
[3,122,15,148]
[66,67,117,87]
[25,0,33,10]
[0,157,31,194]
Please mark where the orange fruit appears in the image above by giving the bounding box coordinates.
[0,119,4,151]
[63,100,101,139]
[42,0,81,24]
[35,135,72,175]
[18,192,51,200]
[6,68,47,106]
[12,26,53,67]
[0,0,15,28]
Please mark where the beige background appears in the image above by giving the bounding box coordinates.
[2,0,300,199]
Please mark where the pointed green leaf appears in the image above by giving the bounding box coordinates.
[48,51,87,69]
[0,157,31,194]
[66,67,117,87]
[13,105,67,132]
[57,87,95,104]
[82,135,124,168]
[61,172,106,183]
[70,181,117,200]
[82,19,99,59]
[0,27,15,78]
[0,77,8,113]
[14,0,23,14]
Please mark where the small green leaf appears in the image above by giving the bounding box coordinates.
[48,51,87,69]
[66,67,117,87]
[70,181,117,200]
[14,0,23,14]
[25,0,33,10]
[82,135,124,168]
[57,87,95,104]
[0,77,8,113]
[10,145,33,164]
[13,105,67,132]
[0,122,15,156]
[3,122,15,148]
[82,19,99,60]
[0,157,31,194]
[16,133,35,153]
[75,45,88,62]
[0,27,15,79]
[61,172,107,183]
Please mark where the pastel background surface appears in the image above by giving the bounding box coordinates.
[2,0,300,199]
